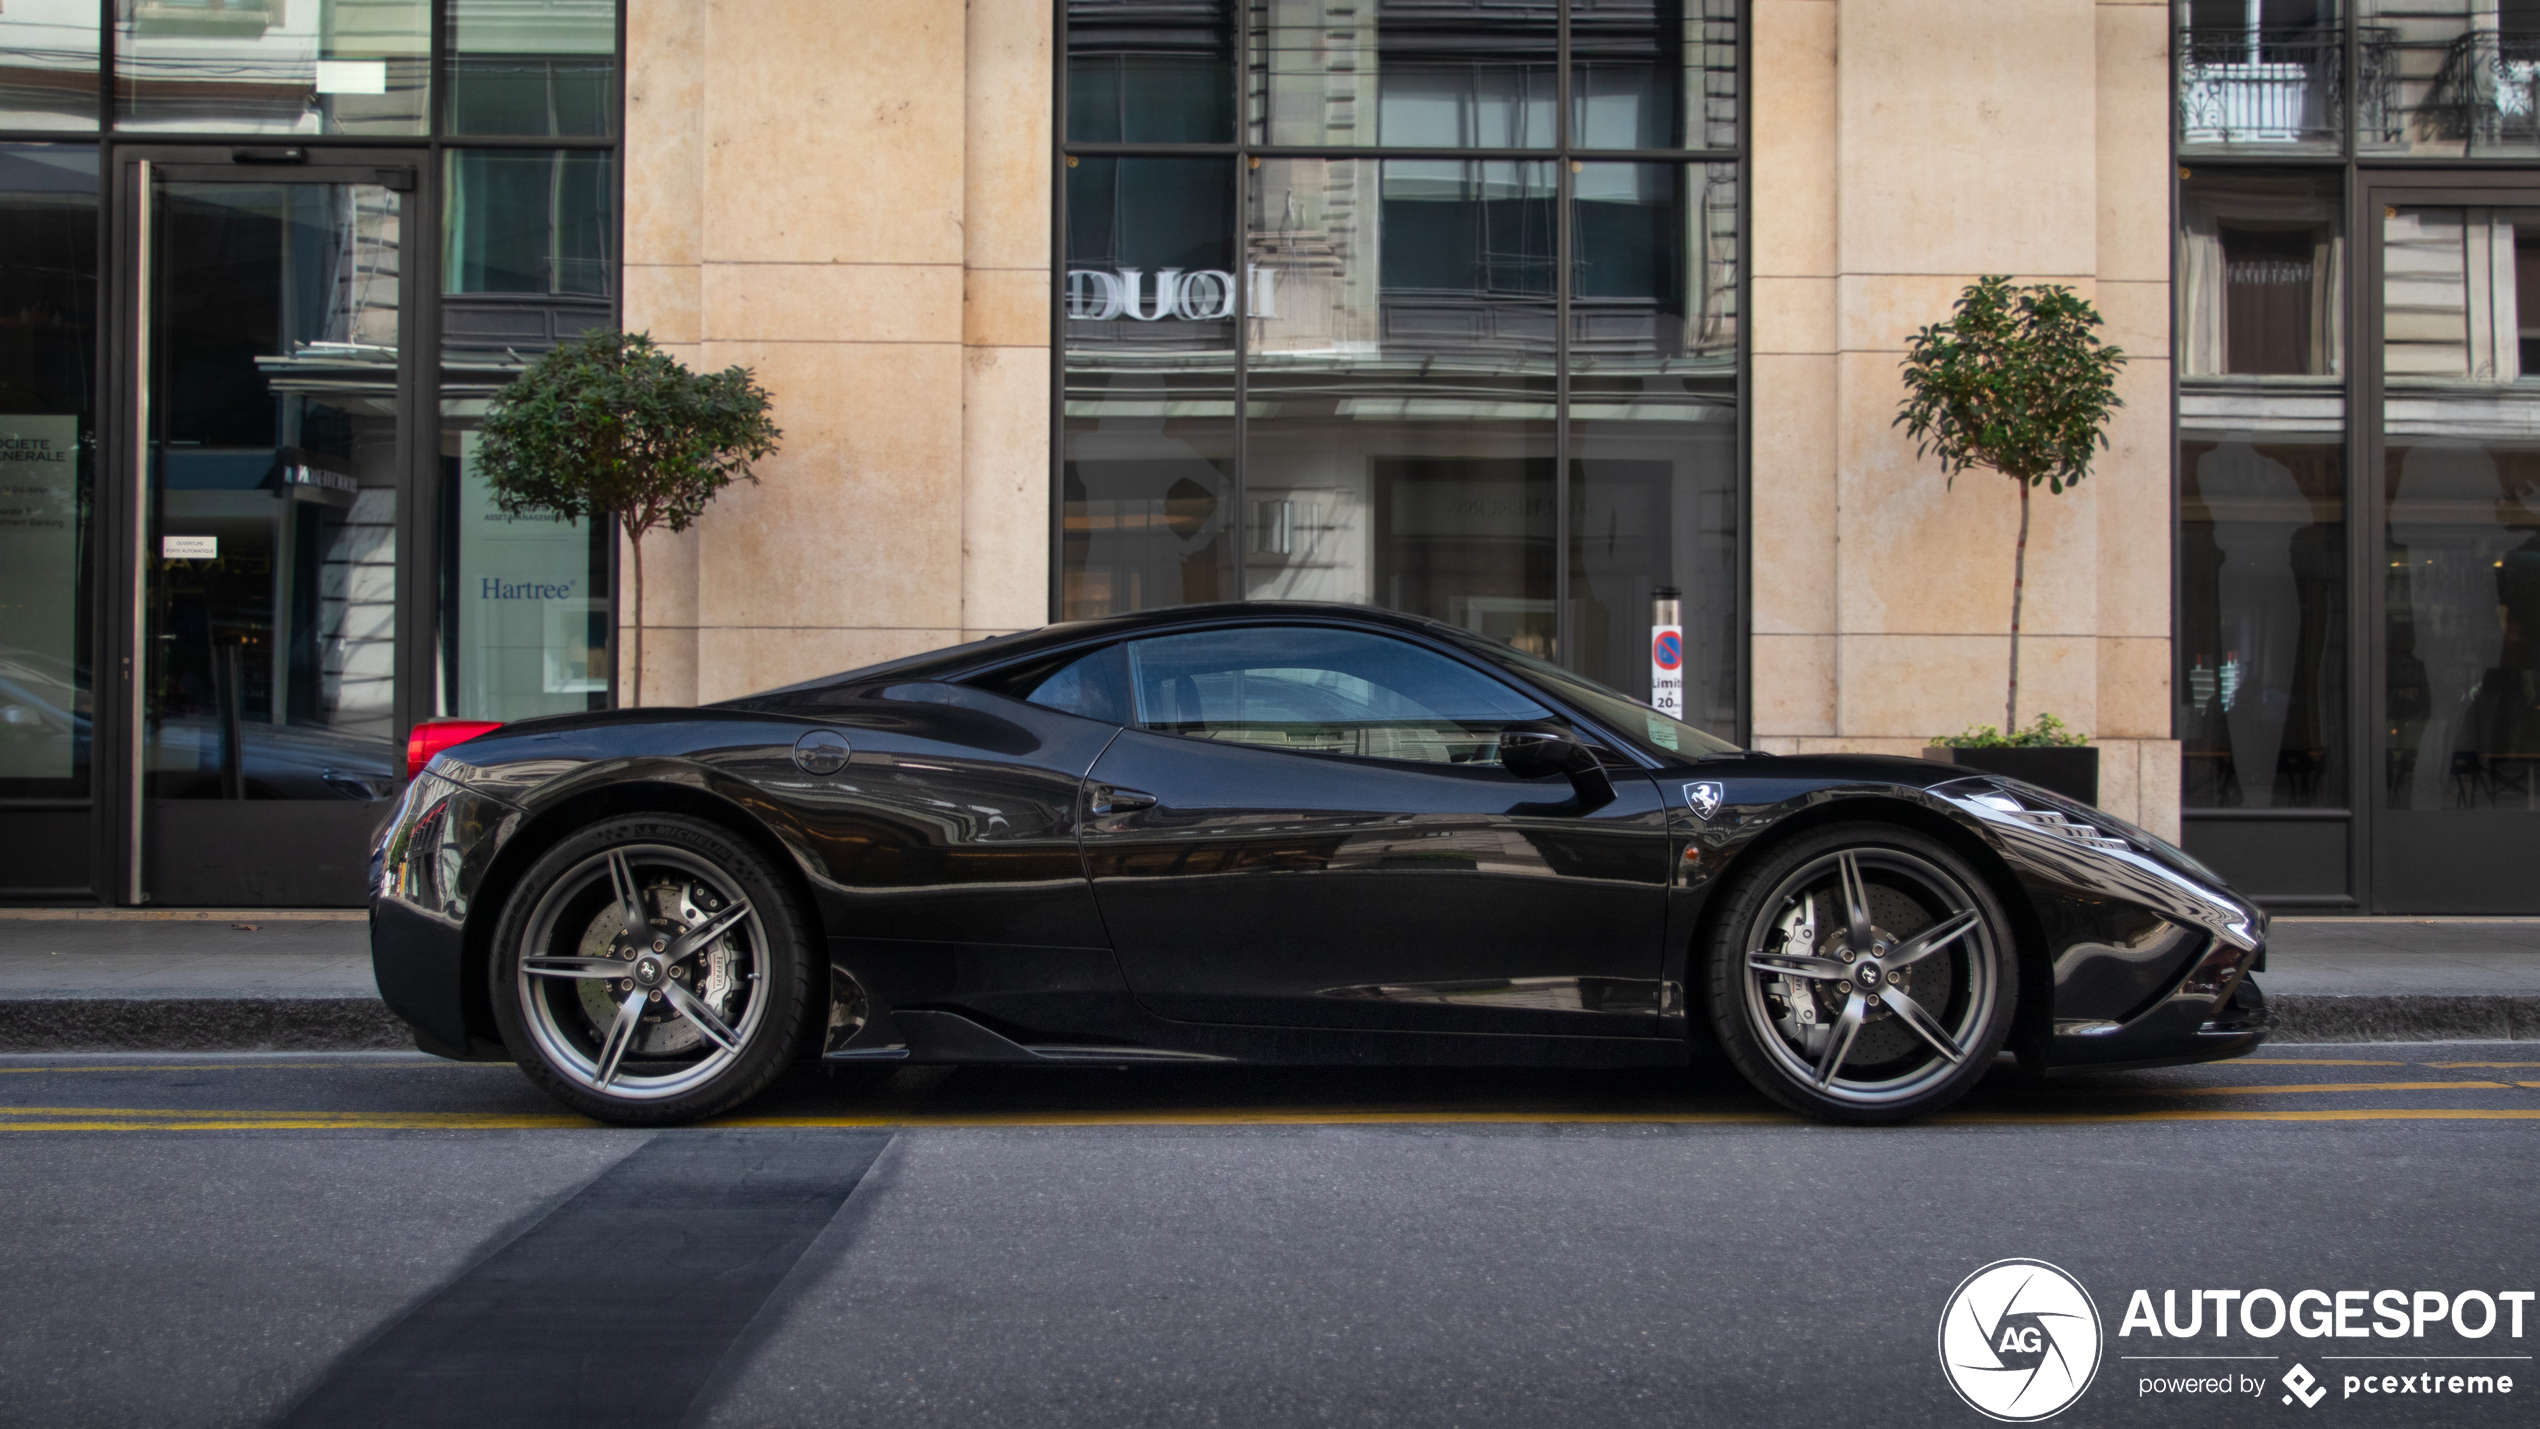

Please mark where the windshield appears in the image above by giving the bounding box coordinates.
[1468,642,1742,764]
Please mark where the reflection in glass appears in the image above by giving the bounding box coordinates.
[144,182,402,803]
[116,0,431,135]
[1064,157,1238,617]
[1251,0,1555,148]
[0,146,99,797]
[443,149,615,359]
[448,0,617,136]
[1242,157,1556,650]
[2179,171,2343,378]
[1569,162,1736,725]
[0,0,101,129]
[1571,0,1738,150]
[1069,0,1233,143]
[2177,435,2348,807]
[2357,0,2540,156]
[2381,205,2540,812]
[2177,0,2347,151]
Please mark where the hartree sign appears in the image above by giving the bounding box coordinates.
[1067,266,1280,322]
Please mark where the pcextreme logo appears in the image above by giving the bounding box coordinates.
[1939,1259,2105,1422]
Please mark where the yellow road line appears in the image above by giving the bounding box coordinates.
[2426,1062,2540,1069]
[2240,1058,2405,1066]
[2145,1080,2518,1097]
[4,1105,2540,1131]
[0,1062,442,1075]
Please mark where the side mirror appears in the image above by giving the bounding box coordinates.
[1497,728,1616,812]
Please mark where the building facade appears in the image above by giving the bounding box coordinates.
[0,0,2530,910]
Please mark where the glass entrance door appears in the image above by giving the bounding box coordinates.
[134,160,415,906]
[2370,184,2540,912]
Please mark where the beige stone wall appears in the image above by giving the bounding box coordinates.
[619,0,1052,706]
[1749,0,2180,837]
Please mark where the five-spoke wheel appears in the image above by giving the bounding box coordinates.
[490,815,814,1125]
[1705,823,2016,1123]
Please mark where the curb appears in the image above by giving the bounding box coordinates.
[0,994,2532,1055]
[0,998,413,1053]
[2268,994,2540,1044]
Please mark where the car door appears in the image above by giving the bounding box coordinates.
[1054,623,1672,1036]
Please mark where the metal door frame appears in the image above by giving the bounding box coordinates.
[105,145,435,905]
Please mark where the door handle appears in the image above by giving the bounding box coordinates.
[1088,786,1157,817]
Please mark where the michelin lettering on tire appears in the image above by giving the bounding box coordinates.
[1938,1259,2103,1421]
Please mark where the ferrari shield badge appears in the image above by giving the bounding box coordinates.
[1683,781,1725,821]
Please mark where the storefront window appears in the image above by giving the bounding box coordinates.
[115,0,432,135]
[1062,154,1240,616]
[437,143,615,721]
[2381,203,2540,811]
[2177,0,2346,153]
[0,146,98,803]
[1067,0,1743,730]
[1070,0,1233,143]
[2177,170,2350,812]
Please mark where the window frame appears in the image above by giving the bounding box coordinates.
[1049,0,1751,745]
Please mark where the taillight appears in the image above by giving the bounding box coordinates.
[405,719,504,780]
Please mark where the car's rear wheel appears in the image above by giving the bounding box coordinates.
[490,814,814,1125]
[1704,822,2016,1124]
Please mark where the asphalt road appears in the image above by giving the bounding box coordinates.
[0,1047,2534,1429]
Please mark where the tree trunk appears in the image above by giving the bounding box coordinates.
[626,517,646,708]
[2007,476,2030,734]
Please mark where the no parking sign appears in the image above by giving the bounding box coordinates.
[1650,587,1683,718]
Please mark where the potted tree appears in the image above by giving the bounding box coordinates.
[1895,276,2126,806]
[476,331,781,706]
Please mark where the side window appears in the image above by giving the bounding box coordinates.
[1124,626,1555,764]
[1009,644,1134,724]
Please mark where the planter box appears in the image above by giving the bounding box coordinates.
[1923,745,2100,808]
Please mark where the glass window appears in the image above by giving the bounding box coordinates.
[2179,170,2343,379]
[2177,169,2348,811]
[2177,437,2348,808]
[1062,155,1239,617]
[116,0,431,135]
[0,146,99,799]
[1570,162,1737,725]
[2381,203,2540,811]
[143,181,403,802]
[1125,625,1553,762]
[2359,0,2540,157]
[1572,0,1737,151]
[1013,643,1136,723]
[445,149,614,298]
[2177,0,2345,152]
[448,0,617,135]
[0,1,101,129]
[1252,0,1556,148]
[1244,156,1557,649]
[436,400,610,721]
[1069,0,1233,143]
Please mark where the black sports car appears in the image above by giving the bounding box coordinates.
[370,602,2270,1126]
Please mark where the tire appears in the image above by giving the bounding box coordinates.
[1703,822,2017,1124]
[489,814,815,1126]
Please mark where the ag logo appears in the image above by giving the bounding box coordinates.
[1938,1259,2103,1421]
[1683,781,1724,821]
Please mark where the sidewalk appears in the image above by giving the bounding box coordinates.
[0,913,2536,1052]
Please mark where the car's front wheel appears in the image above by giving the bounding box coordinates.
[490,814,814,1125]
[1704,823,2017,1123]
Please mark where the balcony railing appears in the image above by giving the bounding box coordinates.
[2178,26,2399,148]
[2417,29,2540,152]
